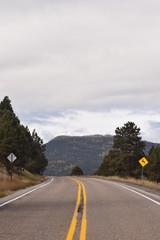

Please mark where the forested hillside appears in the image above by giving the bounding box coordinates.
[45,135,113,176]
[0,96,48,175]
[45,134,160,176]
[96,122,160,182]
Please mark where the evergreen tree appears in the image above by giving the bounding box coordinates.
[26,129,48,174]
[0,96,13,114]
[96,121,145,177]
[95,149,119,176]
[0,98,23,170]
[113,121,145,177]
[70,166,83,176]
[146,146,160,183]
[0,96,48,175]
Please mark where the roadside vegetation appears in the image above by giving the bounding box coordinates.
[0,96,48,175]
[95,121,160,184]
[70,165,83,176]
[94,176,160,192]
[0,166,46,198]
[0,96,48,198]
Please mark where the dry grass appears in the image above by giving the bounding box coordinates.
[0,168,46,198]
[94,175,160,192]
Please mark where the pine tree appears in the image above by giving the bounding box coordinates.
[0,96,48,174]
[0,97,22,169]
[26,129,48,174]
[70,166,83,176]
[113,121,145,177]
[96,121,145,177]
[0,96,13,114]
[146,146,160,183]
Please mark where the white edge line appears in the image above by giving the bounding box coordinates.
[93,178,160,206]
[0,177,54,208]
[111,182,160,206]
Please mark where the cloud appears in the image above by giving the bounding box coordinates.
[1,0,160,142]
[22,109,160,143]
[149,121,160,129]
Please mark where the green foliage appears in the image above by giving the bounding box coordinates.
[26,130,48,174]
[145,146,160,183]
[0,96,48,175]
[45,135,113,176]
[0,96,13,114]
[70,166,83,176]
[46,134,159,176]
[96,121,145,178]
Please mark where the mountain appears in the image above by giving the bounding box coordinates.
[44,135,160,176]
[44,135,113,176]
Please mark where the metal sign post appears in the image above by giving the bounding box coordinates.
[7,153,17,181]
[141,166,144,180]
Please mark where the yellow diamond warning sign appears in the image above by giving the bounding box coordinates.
[139,157,148,167]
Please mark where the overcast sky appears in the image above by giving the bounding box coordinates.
[1,0,160,143]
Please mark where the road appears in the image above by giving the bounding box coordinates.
[0,177,160,240]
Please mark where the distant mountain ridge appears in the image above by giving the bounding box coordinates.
[44,135,160,176]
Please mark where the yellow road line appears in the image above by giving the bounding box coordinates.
[66,179,81,240]
[80,181,87,240]
[66,178,87,240]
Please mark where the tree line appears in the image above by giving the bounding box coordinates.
[95,121,160,183]
[0,96,48,175]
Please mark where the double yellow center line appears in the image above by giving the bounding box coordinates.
[66,178,87,240]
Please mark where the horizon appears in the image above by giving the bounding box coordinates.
[46,133,160,144]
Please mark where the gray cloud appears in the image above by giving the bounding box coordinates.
[149,121,160,130]
[16,109,68,125]
[1,0,160,142]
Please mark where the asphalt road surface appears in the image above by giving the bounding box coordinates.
[0,177,160,240]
